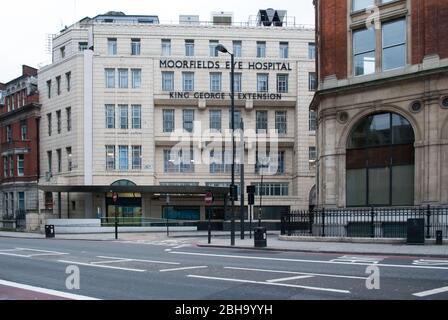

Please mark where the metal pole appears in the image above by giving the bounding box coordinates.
[230,52,235,246]
[208,205,211,244]
[259,171,263,227]
[249,205,252,239]
[115,205,118,240]
[240,118,245,240]
[166,194,170,237]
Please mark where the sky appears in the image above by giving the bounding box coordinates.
[0,0,315,83]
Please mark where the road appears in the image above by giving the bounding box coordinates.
[0,236,447,300]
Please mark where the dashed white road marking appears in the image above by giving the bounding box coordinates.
[0,248,68,258]
[413,286,448,297]
[91,259,132,265]
[330,255,385,264]
[97,256,180,265]
[187,275,351,294]
[266,275,314,283]
[173,244,192,249]
[57,260,146,272]
[160,266,208,273]
[225,267,367,280]
[413,259,448,266]
[0,279,99,300]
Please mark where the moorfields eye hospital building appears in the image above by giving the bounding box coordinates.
[35,10,317,224]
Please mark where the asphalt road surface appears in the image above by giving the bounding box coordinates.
[0,237,447,300]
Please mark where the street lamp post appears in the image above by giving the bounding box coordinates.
[258,162,269,227]
[216,44,236,246]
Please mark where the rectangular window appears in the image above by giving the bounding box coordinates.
[257,74,269,92]
[47,113,52,136]
[257,41,266,58]
[209,110,222,131]
[56,149,62,173]
[66,107,72,132]
[210,150,236,174]
[10,192,14,215]
[210,73,222,92]
[105,68,115,88]
[108,38,117,55]
[18,192,25,212]
[20,121,27,141]
[162,72,174,91]
[309,72,317,91]
[279,42,289,59]
[163,109,175,133]
[60,46,65,59]
[309,146,317,161]
[106,146,115,171]
[253,183,289,197]
[55,110,61,134]
[132,146,142,170]
[353,27,376,76]
[47,80,51,98]
[229,110,241,129]
[132,105,141,129]
[17,155,24,176]
[118,69,128,88]
[275,111,287,134]
[183,109,194,133]
[209,40,219,57]
[79,42,88,51]
[161,39,171,56]
[131,38,141,55]
[382,19,406,71]
[233,41,242,58]
[182,72,195,91]
[56,76,61,95]
[105,105,115,129]
[185,40,195,56]
[4,193,8,215]
[6,125,12,143]
[308,43,316,59]
[277,74,288,93]
[8,156,13,177]
[3,157,7,178]
[256,111,268,133]
[66,72,71,92]
[164,148,194,173]
[119,105,128,129]
[352,0,374,12]
[309,111,317,131]
[131,69,141,88]
[278,151,285,174]
[119,146,129,171]
[66,147,72,171]
[232,73,242,92]
[47,151,52,173]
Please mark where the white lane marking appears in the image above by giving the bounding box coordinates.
[0,279,99,300]
[187,275,350,294]
[97,256,180,265]
[16,248,69,255]
[91,259,132,265]
[160,266,208,273]
[0,252,33,258]
[413,286,448,297]
[413,259,448,266]
[225,267,367,280]
[170,251,448,271]
[173,244,191,249]
[0,248,68,258]
[330,255,385,264]
[58,260,146,272]
[0,249,22,252]
[266,275,314,283]
[165,249,172,252]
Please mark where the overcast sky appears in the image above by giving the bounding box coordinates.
[0,0,315,83]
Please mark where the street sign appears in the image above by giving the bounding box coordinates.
[205,191,213,206]
[112,192,118,203]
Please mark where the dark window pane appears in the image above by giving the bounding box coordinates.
[367,113,391,146]
[367,146,391,167]
[346,149,366,169]
[346,169,367,206]
[392,165,414,206]
[368,167,390,205]
[392,113,414,144]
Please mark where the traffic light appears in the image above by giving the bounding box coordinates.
[247,185,255,205]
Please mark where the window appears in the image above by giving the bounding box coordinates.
[164,148,194,173]
[10,192,14,215]
[210,73,222,92]
[210,150,236,174]
[382,19,406,71]
[253,183,289,197]
[8,156,13,177]
[229,110,241,129]
[6,125,12,143]
[163,109,175,133]
[56,110,61,134]
[17,155,24,176]
[18,192,25,212]
[233,41,242,58]
[309,147,317,161]
[3,157,7,178]
[79,42,88,51]
[47,113,52,136]
[131,105,141,129]
[118,69,128,88]
[56,76,61,95]
[119,146,129,170]
[105,105,115,129]
[47,151,52,173]
[66,147,72,171]
[60,46,65,59]
[232,73,242,92]
[209,110,222,132]
[56,149,62,173]
[275,111,287,134]
[352,0,374,12]
[161,39,171,56]
[257,41,266,58]
[308,43,316,59]
[66,72,71,92]
[353,27,376,76]
[106,146,115,171]
[183,109,194,133]
[309,72,317,91]
[108,38,117,55]
[185,40,194,56]
[182,72,194,92]
[209,40,219,57]
[256,111,268,133]
[131,38,141,55]
[279,42,289,59]
[119,105,128,129]
[105,69,115,88]
[132,146,142,170]
[309,111,317,131]
[257,74,269,92]
[4,193,8,215]
[47,80,51,98]
[66,107,72,131]
[131,69,141,88]
[277,74,288,93]
[20,121,27,141]
[162,72,174,91]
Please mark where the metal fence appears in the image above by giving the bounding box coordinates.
[281,206,448,239]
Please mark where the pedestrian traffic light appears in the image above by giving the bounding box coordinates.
[230,184,238,201]
[248,193,255,205]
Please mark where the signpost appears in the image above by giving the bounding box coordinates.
[247,186,255,239]
[112,192,118,240]
[205,191,213,244]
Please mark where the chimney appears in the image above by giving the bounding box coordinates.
[22,65,38,77]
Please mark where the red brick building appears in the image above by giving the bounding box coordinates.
[0,65,40,230]
[311,0,448,208]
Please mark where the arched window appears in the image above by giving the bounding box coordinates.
[111,180,137,186]
[346,112,415,207]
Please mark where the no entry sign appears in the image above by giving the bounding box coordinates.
[112,192,118,203]
[205,192,213,206]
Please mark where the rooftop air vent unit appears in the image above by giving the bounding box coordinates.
[211,12,233,25]
[257,8,287,27]
[179,15,200,25]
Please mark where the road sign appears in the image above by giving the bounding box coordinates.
[205,192,213,206]
[112,192,118,203]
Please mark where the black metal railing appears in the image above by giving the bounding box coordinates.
[281,206,448,239]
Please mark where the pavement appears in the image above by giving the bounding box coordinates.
[1,230,447,257]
